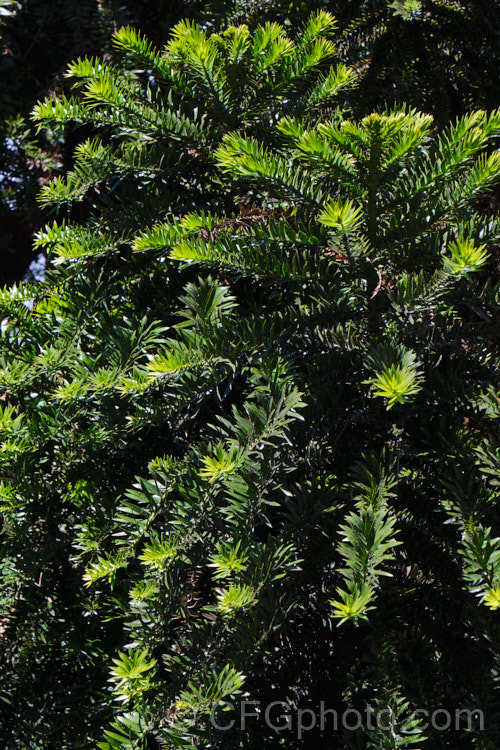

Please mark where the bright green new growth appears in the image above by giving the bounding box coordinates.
[215,583,257,616]
[369,351,423,409]
[138,536,178,568]
[198,444,244,483]
[443,237,490,277]
[484,588,500,610]
[108,649,157,703]
[318,197,364,234]
[208,540,248,578]
[330,584,374,625]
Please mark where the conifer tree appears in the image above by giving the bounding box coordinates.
[0,13,499,750]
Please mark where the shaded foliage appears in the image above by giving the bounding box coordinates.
[0,16,499,749]
[205,0,500,121]
[0,0,193,284]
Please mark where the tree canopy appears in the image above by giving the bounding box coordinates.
[0,4,499,749]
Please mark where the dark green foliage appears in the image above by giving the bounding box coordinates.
[0,0,112,283]
[0,12,500,750]
[0,0,191,121]
[339,0,500,122]
[204,0,500,122]
[0,0,194,284]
